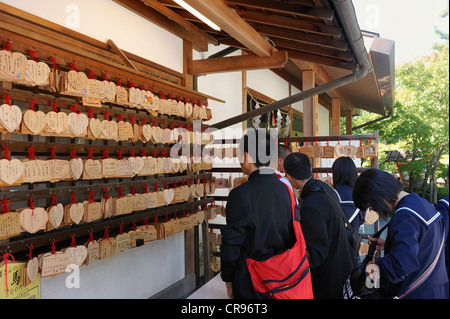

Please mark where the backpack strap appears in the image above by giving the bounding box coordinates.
[396,225,446,299]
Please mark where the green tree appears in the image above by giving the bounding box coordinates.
[353,43,449,202]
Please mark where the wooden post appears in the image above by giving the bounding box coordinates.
[183,40,193,90]
[345,110,352,135]
[302,70,318,137]
[332,97,341,136]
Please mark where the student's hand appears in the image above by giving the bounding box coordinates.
[368,236,385,251]
[225,282,233,299]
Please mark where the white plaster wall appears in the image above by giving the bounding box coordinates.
[2,0,185,299]
[1,0,183,73]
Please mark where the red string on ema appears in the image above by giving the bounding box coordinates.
[2,145,11,161]
[50,146,57,160]
[1,91,11,106]
[2,252,16,293]
[28,99,38,111]
[69,149,77,159]
[27,145,36,161]
[69,192,77,204]
[1,198,11,213]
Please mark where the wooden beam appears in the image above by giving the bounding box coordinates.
[252,24,348,51]
[239,11,342,38]
[107,39,139,71]
[188,50,288,75]
[225,0,334,22]
[182,0,274,57]
[112,0,212,51]
[271,38,353,61]
[140,0,218,45]
[287,49,355,70]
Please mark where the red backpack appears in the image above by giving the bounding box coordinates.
[245,183,314,299]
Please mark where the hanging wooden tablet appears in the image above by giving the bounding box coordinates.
[19,196,48,234]
[322,145,335,158]
[364,208,379,225]
[0,199,22,240]
[116,231,132,253]
[39,251,70,278]
[0,156,24,186]
[22,157,51,184]
[101,156,118,178]
[99,237,117,260]
[299,144,314,158]
[363,141,378,158]
[137,224,157,242]
[46,108,69,135]
[88,117,102,139]
[103,79,117,102]
[0,100,22,133]
[85,237,99,265]
[24,256,39,285]
[21,103,47,135]
[356,144,364,158]
[129,229,145,248]
[117,118,134,140]
[85,191,102,222]
[49,159,70,182]
[47,196,63,230]
[313,143,323,158]
[83,159,103,180]
[63,241,88,267]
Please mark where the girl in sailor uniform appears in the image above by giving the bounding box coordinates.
[352,169,448,299]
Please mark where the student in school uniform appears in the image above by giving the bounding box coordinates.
[331,156,366,232]
[353,168,449,299]
[220,130,311,299]
[433,168,449,276]
[284,152,354,299]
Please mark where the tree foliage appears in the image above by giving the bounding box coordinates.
[353,38,449,202]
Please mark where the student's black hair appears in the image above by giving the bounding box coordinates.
[239,129,277,167]
[283,152,312,180]
[278,144,292,160]
[331,156,358,187]
[352,168,403,219]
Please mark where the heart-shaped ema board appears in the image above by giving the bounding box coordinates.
[22,109,47,135]
[89,118,102,138]
[69,203,84,224]
[128,156,144,175]
[64,245,87,266]
[46,111,68,134]
[19,207,48,234]
[0,103,22,132]
[0,158,24,185]
[26,257,39,283]
[335,144,357,158]
[103,81,117,102]
[26,60,50,86]
[48,203,64,229]
[84,159,102,179]
[68,112,88,136]
[69,158,84,180]
[163,188,175,205]
[67,70,88,93]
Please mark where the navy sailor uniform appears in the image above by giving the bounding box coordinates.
[434,195,449,276]
[376,193,449,298]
